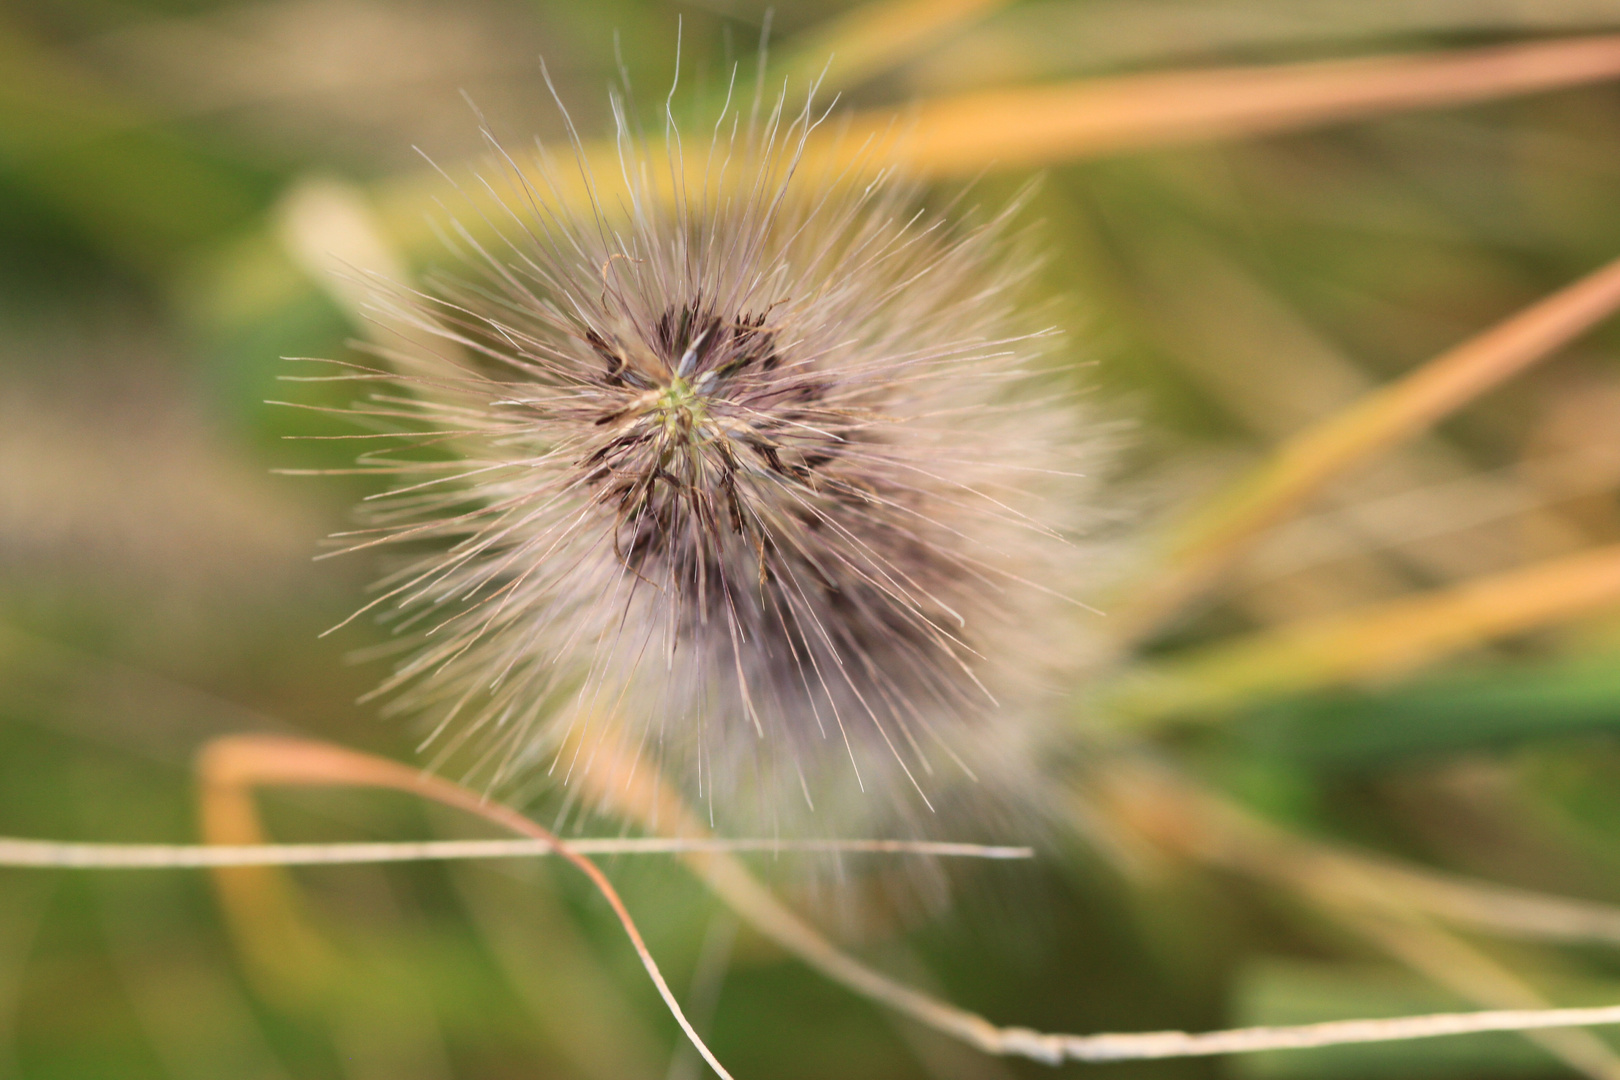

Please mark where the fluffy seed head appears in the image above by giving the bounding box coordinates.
[321,79,1106,836]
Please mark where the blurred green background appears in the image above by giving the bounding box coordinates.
[8,1,1620,1077]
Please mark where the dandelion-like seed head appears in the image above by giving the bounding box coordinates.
[326,74,1109,838]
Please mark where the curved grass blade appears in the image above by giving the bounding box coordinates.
[179,732,1620,1067]
[196,736,738,1080]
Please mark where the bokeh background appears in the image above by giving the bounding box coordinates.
[9,1,1620,1077]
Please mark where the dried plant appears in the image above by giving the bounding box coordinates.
[15,3,1620,1078]
[312,76,1104,837]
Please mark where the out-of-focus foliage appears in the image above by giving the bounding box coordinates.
[7,1,1620,1078]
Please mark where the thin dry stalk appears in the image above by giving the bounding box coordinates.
[195,735,737,1080]
[565,725,1620,1066]
[1032,1006,1620,1063]
[0,836,1032,868]
[79,738,1620,1069]
[1092,764,1620,947]
[834,35,1620,173]
[222,32,1620,423]
[185,732,1620,1066]
[1379,869,1620,947]
[1095,763,1620,1078]
[1337,908,1620,1080]
[364,37,1620,268]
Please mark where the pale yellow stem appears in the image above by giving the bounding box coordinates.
[1115,542,1620,721]
[829,35,1620,172]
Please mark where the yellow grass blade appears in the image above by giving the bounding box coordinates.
[375,35,1620,249]
[1113,543,1620,722]
[204,35,1620,336]
[1112,253,1620,644]
[1095,766,1620,948]
[837,34,1620,174]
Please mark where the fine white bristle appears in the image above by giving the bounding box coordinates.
[315,76,1110,837]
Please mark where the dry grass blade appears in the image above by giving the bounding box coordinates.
[1095,766,1620,947]
[833,35,1620,174]
[1099,764,1620,941]
[1111,252,1620,643]
[365,37,1620,266]
[1330,846,1620,949]
[185,733,1620,1067]
[232,34,1620,352]
[209,33,1620,341]
[1325,902,1620,1078]
[1053,1006,1620,1063]
[1097,765,1620,1079]
[1113,543,1620,721]
[566,725,1620,1066]
[1381,868,1620,947]
[196,736,737,1080]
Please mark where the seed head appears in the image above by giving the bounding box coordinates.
[322,80,1107,835]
